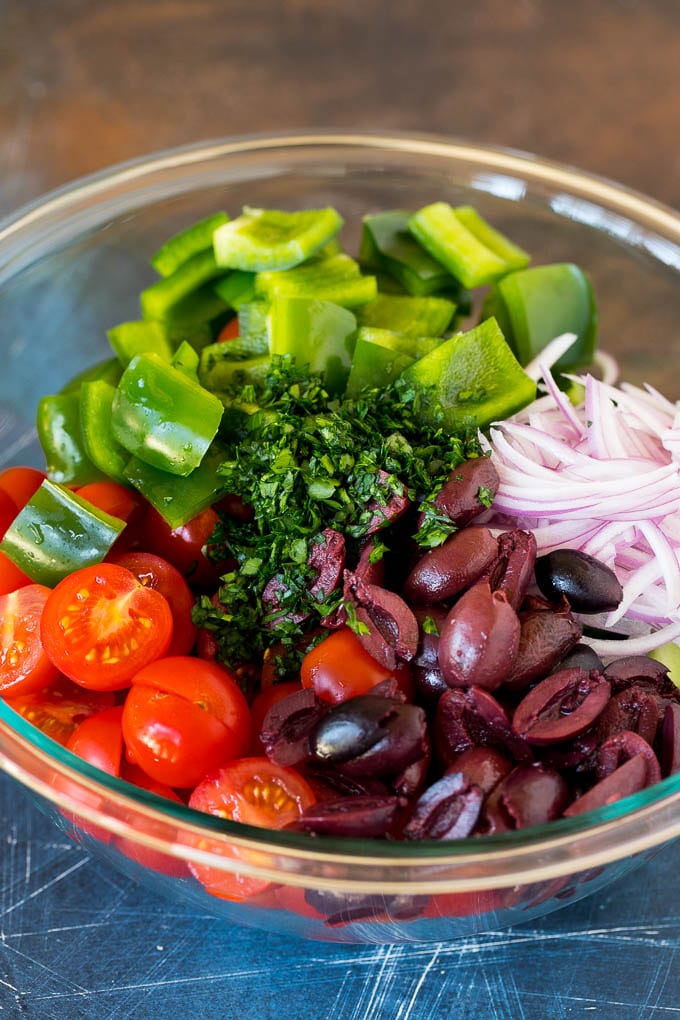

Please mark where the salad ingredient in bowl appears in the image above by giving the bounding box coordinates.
[1,133,680,944]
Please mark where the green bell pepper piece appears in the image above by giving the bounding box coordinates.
[482,263,598,373]
[213,206,344,271]
[0,480,126,586]
[408,203,530,288]
[59,357,123,396]
[108,319,214,366]
[213,270,258,310]
[123,442,227,529]
[397,317,536,432]
[345,335,415,397]
[269,296,357,395]
[171,340,201,381]
[79,380,131,484]
[151,212,229,277]
[356,293,456,338]
[140,249,229,323]
[360,210,457,296]
[111,353,224,476]
[37,393,106,486]
[255,254,377,309]
[199,354,272,394]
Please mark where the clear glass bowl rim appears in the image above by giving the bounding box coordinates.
[1,129,680,893]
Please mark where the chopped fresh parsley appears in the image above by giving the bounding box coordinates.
[193,356,480,679]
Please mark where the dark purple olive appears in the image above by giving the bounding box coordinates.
[479,764,571,833]
[534,548,623,614]
[344,572,419,669]
[487,529,537,610]
[403,525,498,604]
[418,456,500,530]
[411,605,450,707]
[513,668,611,745]
[563,754,649,817]
[596,729,661,786]
[661,703,680,777]
[438,582,520,691]
[260,688,328,767]
[504,596,583,690]
[310,695,427,778]
[596,685,660,747]
[295,795,403,838]
[434,686,532,766]
[550,642,604,675]
[446,746,513,796]
[402,772,483,840]
[363,469,411,534]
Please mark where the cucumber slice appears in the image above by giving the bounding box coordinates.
[213,206,344,271]
[397,317,536,431]
[408,203,530,288]
[151,212,229,277]
[356,293,456,338]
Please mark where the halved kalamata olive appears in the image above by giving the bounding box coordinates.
[418,456,500,530]
[504,596,583,690]
[537,726,600,772]
[479,764,571,833]
[563,754,649,817]
[403,526,498,604]
[301,765,389,801]
[295,795,403,838]
[550,642,604,675]
[391,737,431,798]
[661,703,680,777]
[434,687,532,766]
[344,571,419,669]
[262,528,346,627]
[446,746,513,796]
[603,655,672,690]
[438,582,520,691]
[534,548,623,614]
[595,729,661,786]
[363,469,411,534]
[403,772,483,840]
[411,605,449,707]
[513,668,611,745]
[310,695,427,778]
[595,685,660,747]
[260,688,328,767]
[486,529,537,610]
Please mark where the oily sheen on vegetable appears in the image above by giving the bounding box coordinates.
[0,200,679,889]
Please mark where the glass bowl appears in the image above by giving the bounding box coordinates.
[1,131,680,945]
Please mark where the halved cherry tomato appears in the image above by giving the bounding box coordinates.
[5,675,115,746]
[110,552,197,656]
[0,584,60,695]
[300,627,413,704]
[66,705,124,776]
[188,757,315,900]
[0,466,46,510]
[249,679,302,755]
[142,505,223,586]
[0,550,32,596]
[78,481,147,555]
[216,316,240,341]
[122,656,251,788]
[40,563,173,690]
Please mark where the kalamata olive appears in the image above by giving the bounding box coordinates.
[363,469,411,534]
[446,746,513,796]
[438,582,520,691]
[419,456,500,530]
[550,642,604,674]
[537,727,600,771]
[403,525,498,604]
[260,688,328,767]
[402,772,483,840]
[434,686,532,766]
[661,703,680,777]
[603,655,672,690]
[595,729,662,786]
[343,572,419,669]
[310,695,428,778]
[487,529,537,610]
[513,668,611,745]
[504,596,583,690]
[411,605,449,707]
[295,795,403,838]
[563,754,649,817]
[534,548,623,614]
[391,738,431,798]
[479,764,571,833]
[596,685,660,746]
[263,528,346,627]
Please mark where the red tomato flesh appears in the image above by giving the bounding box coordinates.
[110,552,198,656]
[0,584,60,695]
[5,675,115,746]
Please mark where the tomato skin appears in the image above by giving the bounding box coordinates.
[110,552,198,656]
[40,563,174,691]
[0,584,61,695]
[216,316,240,341]
[188,757,316,900]
[66,705,124,776]
[0,466,46,510]
[75,481,142,523]
[301,627,408,704]
[0,488,18,538]
[0,550,32,596]
[5,675,116,746]
[141,505,223,587]
[122,656,251,788]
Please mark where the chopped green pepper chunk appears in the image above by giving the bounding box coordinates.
[0,480,126,586]
[397,317,536,431]
[37,393,106,486]
[255,254,377,309]
[268,296,357,395]
[111,353,223,476]
[108,319,213,365]
[151,212,229,277]
[59,357,123,396]
[213,206,344,272]
[213,270,258,310]
[123,443,227,529]
[408,202,530,288]
[140,249,229,322]
[199,352,271,394]
[360,210,457,296]
[482,262,598,372]
[171,340,201,381]
[79,380,131,484]
[345,334,415,396]
[356,293,456,338]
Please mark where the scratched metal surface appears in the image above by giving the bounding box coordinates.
[2,770,680,1020]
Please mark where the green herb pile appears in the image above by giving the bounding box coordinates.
[193,357,481,681]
